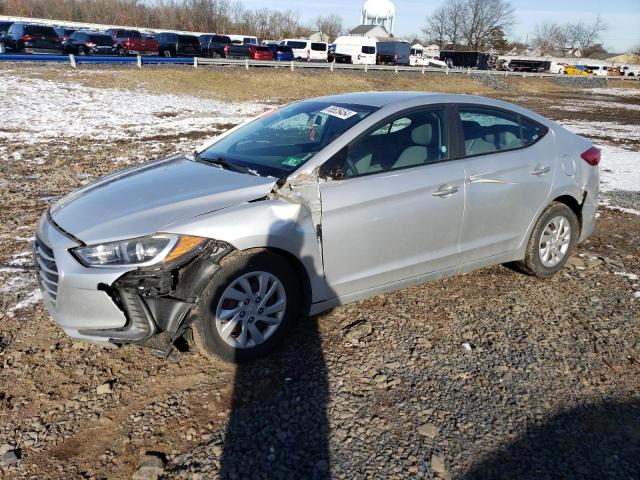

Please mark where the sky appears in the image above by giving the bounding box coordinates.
[240,0,640,52]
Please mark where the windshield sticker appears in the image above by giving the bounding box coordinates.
[282,153,313,167]
[320,106,358,120]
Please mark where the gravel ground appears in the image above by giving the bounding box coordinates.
[0,67,639,479]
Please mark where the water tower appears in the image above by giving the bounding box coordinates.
[361,0,396,34]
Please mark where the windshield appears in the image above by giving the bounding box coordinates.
[200,101,378,178]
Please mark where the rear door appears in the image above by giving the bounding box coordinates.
[455,105,554,262]
[26,25,59,50]
[319,106,465,296]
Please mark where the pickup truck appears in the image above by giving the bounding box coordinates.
[156,32,200,57]
[106,29,158,56]
[199,34,250,59]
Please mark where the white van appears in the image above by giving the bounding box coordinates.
[329,36,376,65]
[227,34,258,45]
[279,39,328,61]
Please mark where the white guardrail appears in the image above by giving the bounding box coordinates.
[196,58,640,80]
[3,53,640,80]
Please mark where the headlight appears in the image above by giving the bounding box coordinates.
[72,234,206,268]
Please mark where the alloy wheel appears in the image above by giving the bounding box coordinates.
[215,271,287,349]
[538,215,571,267]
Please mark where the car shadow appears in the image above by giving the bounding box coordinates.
[218,218,333,479]
[463,398,640,479]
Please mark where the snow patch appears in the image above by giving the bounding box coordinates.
[0,75,266,148]
[6,289,42,316]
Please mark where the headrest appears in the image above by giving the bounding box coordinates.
[462,120,482,136]
[411,123,433,146]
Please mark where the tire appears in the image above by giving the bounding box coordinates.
[191,249,301,363]
[510,202,580,278]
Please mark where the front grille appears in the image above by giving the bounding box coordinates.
[34,236,58,306]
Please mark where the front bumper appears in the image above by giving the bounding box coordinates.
[35,213,230,346]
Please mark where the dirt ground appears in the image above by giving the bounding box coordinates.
[0,65,639,479]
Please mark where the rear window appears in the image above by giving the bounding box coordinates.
[287,41,307,49]
[213,35,231,43]
[117,30,141,39]
[362,46,375,54]
[88,35,113,46]
[311,43,326,51]
[254,46,270,52]
[0,22,12,33]
[25,25,58,37]
[278,46,293,53]
[178,35,199,45]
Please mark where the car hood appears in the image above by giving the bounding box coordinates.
[50,155,277,244]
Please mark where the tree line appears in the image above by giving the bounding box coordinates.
[0,0,344,40]
[422,0,608,56]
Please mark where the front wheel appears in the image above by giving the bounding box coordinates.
[510,202,579,278]
[191,250,301,363]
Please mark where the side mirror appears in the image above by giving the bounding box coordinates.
[319,146,348,180]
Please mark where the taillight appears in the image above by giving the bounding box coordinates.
[86,42,96,48]
[581,146,601,166]
[223,45,230,55]
[19,35,32,41]
[113,42,118,48]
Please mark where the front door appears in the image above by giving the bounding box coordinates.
[319,107,465,297]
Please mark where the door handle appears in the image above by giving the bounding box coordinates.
[530,166,551,176]
[432,185,460,197]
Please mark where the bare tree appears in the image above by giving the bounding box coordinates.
[461,0,514,50]
[531,22,558,55]
[314,14,343,41]
[422,5,448,47]
[532,15,608,57]
[424,0,514,51]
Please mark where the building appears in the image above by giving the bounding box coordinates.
[361,0,395,34]
[349,24,390,39]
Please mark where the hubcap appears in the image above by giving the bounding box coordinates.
[215,271,286,349]
[538,215,571,267]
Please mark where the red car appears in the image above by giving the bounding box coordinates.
[249,45,273,61]
[106,29,158,56]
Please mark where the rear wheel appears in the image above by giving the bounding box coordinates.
[191,250,300,363]
[510,202,579,278]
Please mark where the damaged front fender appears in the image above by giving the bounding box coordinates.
[78,239,234,345]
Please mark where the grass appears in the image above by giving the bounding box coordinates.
[2,63,640,103]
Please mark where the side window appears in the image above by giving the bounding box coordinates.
[459,108,522,156]
[339,108,448,178]
[362,46,375,54]
[521,118,544,146]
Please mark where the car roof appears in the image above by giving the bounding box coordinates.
[305,91,445,108]
[299,91,552,125]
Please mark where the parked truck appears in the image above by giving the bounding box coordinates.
[106,29,158,56]
[376,40,410,66]
[156,32,200,57]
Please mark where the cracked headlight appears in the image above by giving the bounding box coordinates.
[72,234,205,268]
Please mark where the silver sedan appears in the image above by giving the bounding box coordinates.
[35,92,600,362]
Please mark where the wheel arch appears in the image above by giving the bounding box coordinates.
[552,193,584,231]
[259,247,313,316]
